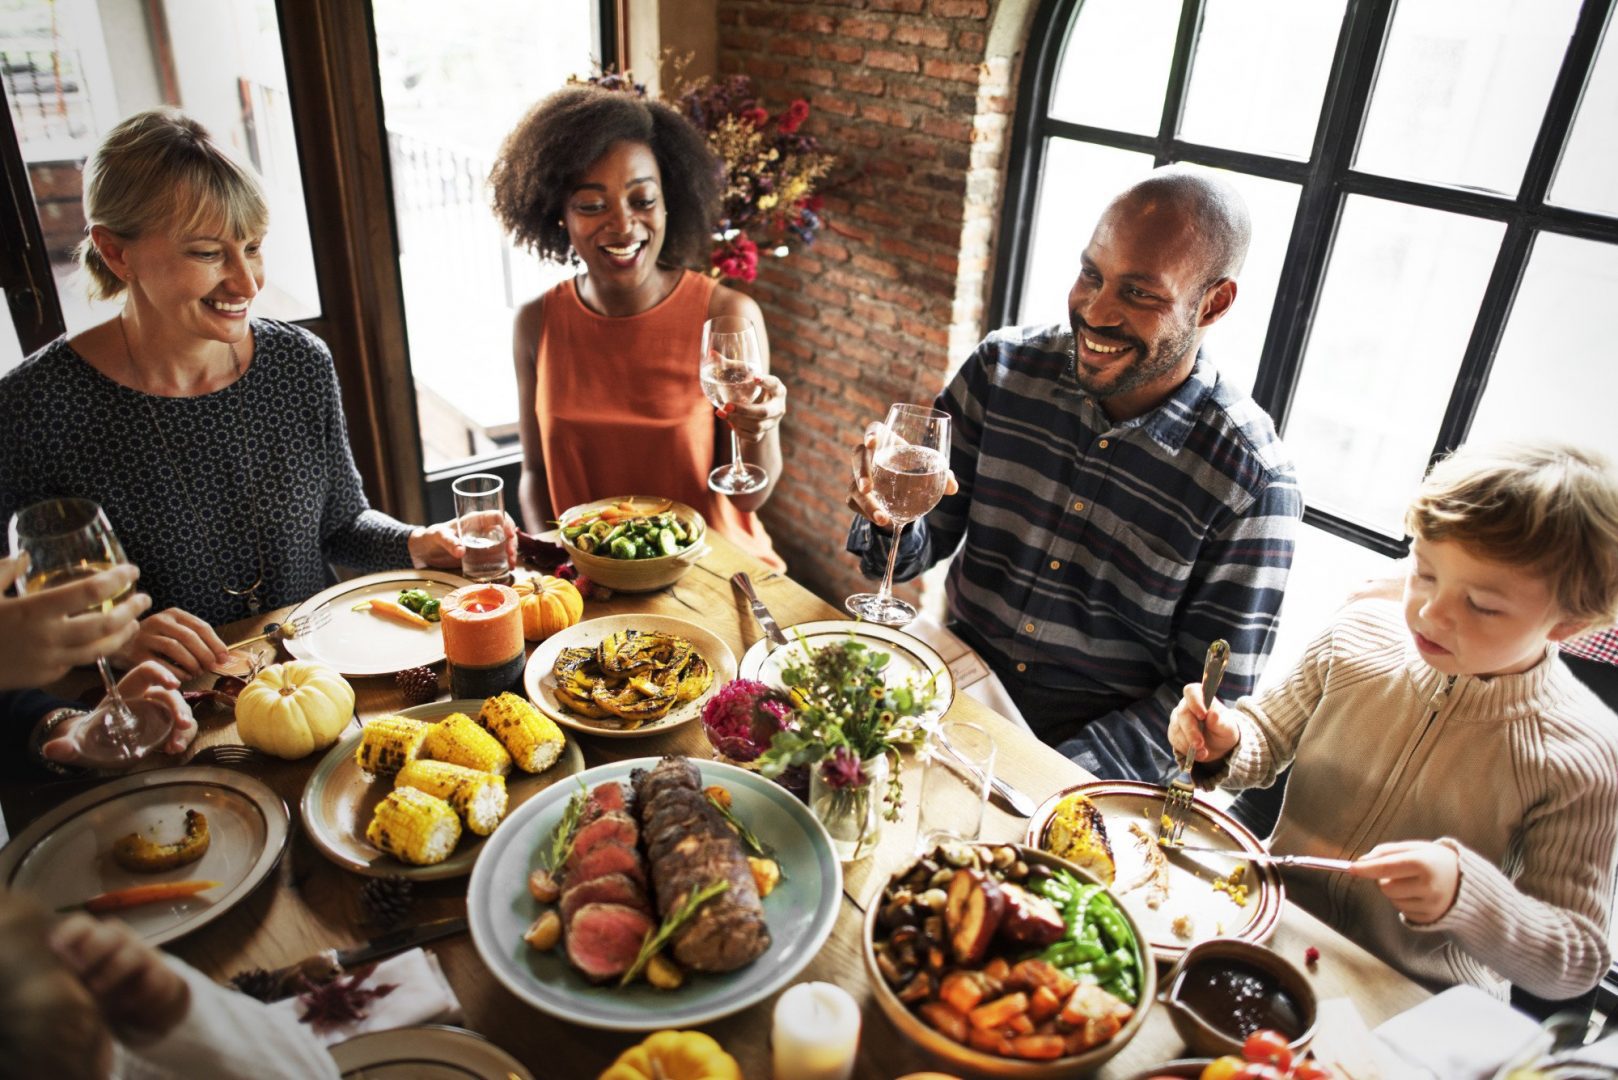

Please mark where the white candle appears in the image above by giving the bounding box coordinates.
[772,981,861,1080]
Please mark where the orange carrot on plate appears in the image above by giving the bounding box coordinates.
[63,879,222,914]
[363,597,431,628]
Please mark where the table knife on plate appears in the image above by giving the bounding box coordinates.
[732,572,790,649]
[1171,844,1354,874]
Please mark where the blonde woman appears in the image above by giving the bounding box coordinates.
[0,108,505,677]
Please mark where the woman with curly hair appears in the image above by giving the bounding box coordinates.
[490,85,785,568]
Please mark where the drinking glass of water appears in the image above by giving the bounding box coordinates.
[845,403,951,626]
[700,316,769,496]
[9,498,172,765]
[452,474,510,582]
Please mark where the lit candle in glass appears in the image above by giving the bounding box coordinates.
[772,981,860,1080]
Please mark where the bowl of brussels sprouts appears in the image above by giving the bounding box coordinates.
[557,496,708,593]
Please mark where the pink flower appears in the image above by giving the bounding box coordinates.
[778,99,810,134]
[818,747,867,790]
[712,233,759,282]
[701,679,793,762]
[741,106,770,128]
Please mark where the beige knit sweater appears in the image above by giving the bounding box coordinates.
[1218,600,1618,999]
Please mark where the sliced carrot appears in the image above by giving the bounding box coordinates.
[939,970,985,1014]
[365,597,430,628]
[73,879,222,914]
[968,992,1028,1031]
[1028,985,1063,1022]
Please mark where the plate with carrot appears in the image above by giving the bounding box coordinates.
[0,767,288,946]
[282,570,465,677]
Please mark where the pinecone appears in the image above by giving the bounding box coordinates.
[394,665,439,706]
[360,874,416,930]
[229,967,283,1002]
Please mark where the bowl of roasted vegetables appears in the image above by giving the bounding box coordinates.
[558,497,708,593]
[865,842,1154,1078]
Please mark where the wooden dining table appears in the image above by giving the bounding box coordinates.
[6,533,1430,1078]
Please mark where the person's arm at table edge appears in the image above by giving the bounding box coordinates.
[2,689,82,782]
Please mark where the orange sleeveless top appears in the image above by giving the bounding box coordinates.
[532,271,783,570]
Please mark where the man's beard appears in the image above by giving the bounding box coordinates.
[1069,309,1199,400]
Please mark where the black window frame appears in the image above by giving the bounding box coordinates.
[992,0,1618,558]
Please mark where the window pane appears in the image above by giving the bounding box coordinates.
[373,0,596,471]
[1549,16,1618,217]
[1196,169,1299,395]
[0,290,24,375]
[2,0,322,332]
[1286,196,1504,534]
[1015,139,1152,326]
[1467,233,1618,456]
[1178,0,1345,159]
[1355,0,1581,195]
[1049,0,1180,136]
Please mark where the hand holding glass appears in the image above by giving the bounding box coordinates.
[701,316,769,496]
[8,498,172,765]
[452,474,510,582]
[845,403,951,626]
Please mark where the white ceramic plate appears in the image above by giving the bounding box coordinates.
[329,1024,534,1079]
[301,700,586,880]
[738,619,955,717]
[1026,780,1285,963]
[522,614,737,739]
[468,757,841,1031]
[283,570,465,677]
[0,768,288,946]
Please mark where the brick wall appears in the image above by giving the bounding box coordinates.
[719,0,1028,608]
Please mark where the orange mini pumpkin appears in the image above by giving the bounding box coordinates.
[516,575,584,641]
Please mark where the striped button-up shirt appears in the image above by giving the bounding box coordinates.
[848,323,1303,779]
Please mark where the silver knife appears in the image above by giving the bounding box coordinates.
[253,915,469,994]
[732,572,790,648]
[1172,843,1354,874]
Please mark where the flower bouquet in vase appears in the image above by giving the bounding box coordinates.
[754,636,939,862]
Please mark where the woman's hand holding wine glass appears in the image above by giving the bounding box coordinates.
[845,404,955,626]
[701,316,773,496]
[38,662,197,765]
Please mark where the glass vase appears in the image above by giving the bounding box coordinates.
[809,753,889,862]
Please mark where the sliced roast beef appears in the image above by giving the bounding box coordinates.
[579,781,628,825]
[562,836,646,889]
[560,872,652,924]
[569,810,639,857]
[632,756,771,973]
[565,902,656,982]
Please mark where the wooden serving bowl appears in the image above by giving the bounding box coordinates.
[1156,938,1316,1057]
[863,842,1155,1078]
[557,496,707,593]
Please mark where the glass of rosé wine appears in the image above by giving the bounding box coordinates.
[845,403,951,626]
[700,316,770,496]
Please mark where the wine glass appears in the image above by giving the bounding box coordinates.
[8,498,172,765]
[845,403,951,626]
[701,316,769,496]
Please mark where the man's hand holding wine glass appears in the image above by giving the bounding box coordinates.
[846,419,959,530]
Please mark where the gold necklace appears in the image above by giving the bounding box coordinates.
[119,313,269,614]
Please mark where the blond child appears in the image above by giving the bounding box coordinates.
[1170,442,1618,1000]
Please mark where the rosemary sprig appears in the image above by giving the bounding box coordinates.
[620,880,729,987]
[543,778,590,872]
[705,793,787,882]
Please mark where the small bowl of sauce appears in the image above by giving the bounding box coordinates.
[1157,938,1316,1057]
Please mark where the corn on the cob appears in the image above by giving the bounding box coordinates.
[422,712,511,775]
[1043,793,1116,885]
[354,715,430,776]
[478,692,566,773]
[365,787,461,865]
[395,759,508,835]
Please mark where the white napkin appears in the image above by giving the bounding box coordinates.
[906,615,1029,731]
[269,947,462,1048]
[1372,986,1541,1080]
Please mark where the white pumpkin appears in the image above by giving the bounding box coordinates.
[235,660,355,759]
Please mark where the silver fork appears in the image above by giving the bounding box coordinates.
[225,607,333,650]
[1160,638,1230,846]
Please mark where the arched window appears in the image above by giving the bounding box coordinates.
[994,0,1618,555]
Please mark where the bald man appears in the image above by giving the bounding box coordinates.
[846,166,1303,783]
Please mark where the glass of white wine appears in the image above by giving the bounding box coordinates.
[845,403,952,626]
[9,498,172,765]
[700,315,769,496]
